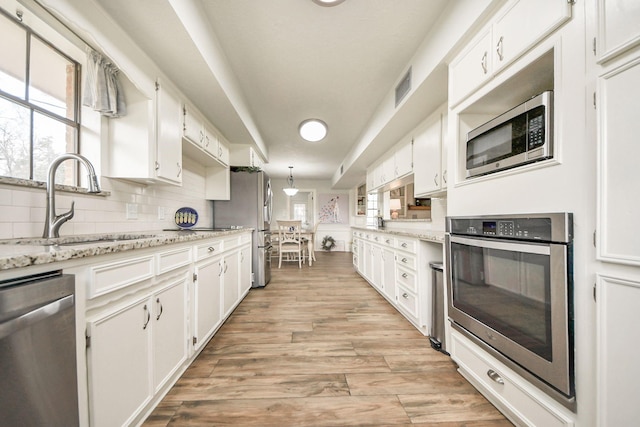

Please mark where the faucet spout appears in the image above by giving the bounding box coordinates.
[43,153,101,239]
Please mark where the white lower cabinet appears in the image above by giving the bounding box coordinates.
[352,229,441,336]
[223,249,240,317]
[86,275,188,427]
[451,330,575,427]
[239,243,252,295]
[193,254,223,352]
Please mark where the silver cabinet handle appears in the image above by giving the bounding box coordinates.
[402,273,408,278]
[208,246,215,252]
[204,134,210,148]
[487,369,504,385]
[218,261,224,276]
[401,257,408,263]
[156,297,163,321]
[481,51,488,74]
[385,239,391,244]
[434,173,439,186]
[177,162,182,178]
[402,293,409,299]
[224,260,228,273]
[143,304,151,330]
[199,130,204,145]
[496,36,504,61]
[443,170,447,184]
[401,242,407,248]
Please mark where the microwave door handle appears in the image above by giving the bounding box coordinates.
[450,235,551,256]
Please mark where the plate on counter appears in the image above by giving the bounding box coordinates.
[175,207,198,229]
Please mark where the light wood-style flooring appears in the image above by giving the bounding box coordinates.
[143,251,512,426]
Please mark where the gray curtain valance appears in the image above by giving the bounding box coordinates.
[83,48,126,117]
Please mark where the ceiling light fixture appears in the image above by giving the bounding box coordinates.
[312,0,346,6]
[299,119,328,142]
[283,166,299,196]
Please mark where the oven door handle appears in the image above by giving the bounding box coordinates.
[450,235,551,255]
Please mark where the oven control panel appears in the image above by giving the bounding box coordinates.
[447,213,573,243]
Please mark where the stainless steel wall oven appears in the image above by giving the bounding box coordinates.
[446,213,575,410]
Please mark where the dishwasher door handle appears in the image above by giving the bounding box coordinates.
[0,295,74,340]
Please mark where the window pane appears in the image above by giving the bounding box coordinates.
[0,13,27,99]
[29,36,76,120]
[0,97,30,179]
[32,111,76,184]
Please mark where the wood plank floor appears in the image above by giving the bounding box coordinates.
[143,252,512,426]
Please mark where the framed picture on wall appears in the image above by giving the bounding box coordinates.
[318,194,348,224]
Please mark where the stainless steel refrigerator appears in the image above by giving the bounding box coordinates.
[213,169,273,287]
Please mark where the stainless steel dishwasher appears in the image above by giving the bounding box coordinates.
[0,270,79,426]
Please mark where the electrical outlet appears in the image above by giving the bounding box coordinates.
[126,203,138,220]
[157,206,166,220]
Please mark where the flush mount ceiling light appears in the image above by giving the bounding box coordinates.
[299,119,328,142]
[312,0,346,6]
[283,166,299,196]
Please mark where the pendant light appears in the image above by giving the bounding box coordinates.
[283,166,299,196]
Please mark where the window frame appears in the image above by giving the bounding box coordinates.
[0,7,82,184]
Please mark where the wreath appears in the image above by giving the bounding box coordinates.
[321,235,336,251]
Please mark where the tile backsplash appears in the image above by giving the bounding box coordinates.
[0,158,212,240]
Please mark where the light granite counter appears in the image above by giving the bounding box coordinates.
[0,229,251,271]
[351,225,445,244]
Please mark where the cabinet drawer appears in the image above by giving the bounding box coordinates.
[397,286,419,322]
[396,252,416,270]
[395,237,417,253]
[89,255,155,298]
[195,240,223,260]
[240,233,251,244]
[156,246,192,275]
[451,331,574,427]
[397,265,417,293]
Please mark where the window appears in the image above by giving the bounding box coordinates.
[293,203,306,222]
[0,10,80,185]
[366,193,379,227]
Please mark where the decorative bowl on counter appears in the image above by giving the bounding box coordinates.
[175,207,198,229]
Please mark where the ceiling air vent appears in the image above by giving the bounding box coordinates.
[395,67,412,107]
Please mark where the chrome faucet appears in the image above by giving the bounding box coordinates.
[43,153,101,238]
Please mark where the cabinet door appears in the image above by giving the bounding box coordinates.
[193,257,223,350]
[492,0,571,73]
[598,57,640,264]
[223,252,240,316]
[363,241,374,281]
[597,0,640,63]
[239,244,252,294]
[597,275,640,426]
[156,79,182,184]
[152,277,188,393]
[449,28,492,107]
[218,139,230,166]
[183,104,204,147]
[381,157,394,186]
[87,298,152,427]
[382,247,396,301]
[371,244,383,291]
[441,110,449,191]
[202,125,217,158]
[394,140,413,178]
[413,112,442,196]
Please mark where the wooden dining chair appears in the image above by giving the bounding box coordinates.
[277,220,305,268]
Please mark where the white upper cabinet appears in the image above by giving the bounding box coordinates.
[182,103,205,148]
[155,79,183,184]
[596,0,640,63]
[182,102,229,167]
[230,145,265,169]
[106,78,182,185]
[449,29,493,108]
[394,139,413,179]
[413,106,445,197]
[450,0,571,107]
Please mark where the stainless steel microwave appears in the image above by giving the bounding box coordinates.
[466,91,553,178]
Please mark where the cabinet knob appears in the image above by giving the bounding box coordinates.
[402,293,409,299]
[402,273,408,278]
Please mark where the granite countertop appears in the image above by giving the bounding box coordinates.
[0,229,251,271]
[351,225,445,243]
